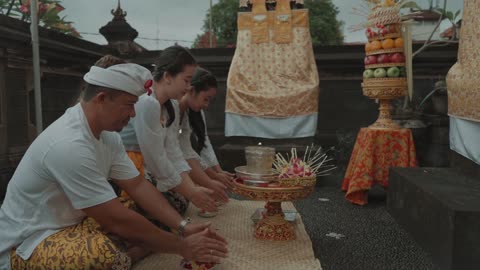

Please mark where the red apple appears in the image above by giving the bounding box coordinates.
[390,52,405,63]
[365,28,372,38]
[364,55,377,65]
[389,24,397,34]
[377,54,390,64]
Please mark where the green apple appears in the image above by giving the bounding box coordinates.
[363,69,374,78]
[374,68,387,78]
[387,67,400,77]
[399,67,406,77]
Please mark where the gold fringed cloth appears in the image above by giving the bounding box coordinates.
[225,0,319,138]
[446,0,480,164]
[447,0,480,121]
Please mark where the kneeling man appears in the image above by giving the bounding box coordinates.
[0,63,227,270]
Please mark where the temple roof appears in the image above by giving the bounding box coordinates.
[98,0,145,57]
[99,0,138,43]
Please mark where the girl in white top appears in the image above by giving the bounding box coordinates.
[119,46,226,215]
[176,67,235,191]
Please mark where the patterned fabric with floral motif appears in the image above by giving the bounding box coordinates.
[226,9,319,117]
[447,0,480,122]
[10,198,137,270]
[341,128,417,205]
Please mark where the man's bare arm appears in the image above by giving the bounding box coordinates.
[113,176,182,229]
[82,195,181,254]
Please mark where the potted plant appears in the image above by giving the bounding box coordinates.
[418,80,448,115]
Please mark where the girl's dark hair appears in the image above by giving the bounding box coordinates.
[188,67,218,153]
[153,46,197,127]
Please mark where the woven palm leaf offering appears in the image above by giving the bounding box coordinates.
[273,146,336,188]
[180,259,217,270]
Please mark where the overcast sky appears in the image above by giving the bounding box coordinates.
[60,0,463,50]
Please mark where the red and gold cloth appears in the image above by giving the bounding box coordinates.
[341,128,417,205]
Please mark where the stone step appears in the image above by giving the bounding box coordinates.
[387,167,480,270]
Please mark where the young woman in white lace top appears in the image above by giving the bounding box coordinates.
[119,46,227,215]
[175,67,235,191]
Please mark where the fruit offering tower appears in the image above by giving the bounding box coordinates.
[361,0,407,129]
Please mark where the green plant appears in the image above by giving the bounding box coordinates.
[418,80,447,108]
[0,0,80,37]
[193,0,344,48]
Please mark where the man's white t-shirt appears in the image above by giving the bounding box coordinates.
[0,103,139,270]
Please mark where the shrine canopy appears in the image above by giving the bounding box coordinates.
[225,0,319,138]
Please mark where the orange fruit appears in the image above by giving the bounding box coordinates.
[381,38,395,49]
[370,40,382,51]
[365,42,372,52]
[383,0,395,7]
[394,37,404,48]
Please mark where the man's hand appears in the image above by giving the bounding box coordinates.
[183,222,226,246]
[213,172,235,190]
[189,186,217,212]
[180,228,228,263]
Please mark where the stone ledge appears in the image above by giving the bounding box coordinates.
[387,167,480,270]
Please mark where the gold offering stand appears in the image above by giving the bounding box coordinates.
[362,19,408,129]
[233,167,315,241]
[362,77,407,129]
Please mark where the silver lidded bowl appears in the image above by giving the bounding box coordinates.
[234,165,278,182]
[244,146,275,174]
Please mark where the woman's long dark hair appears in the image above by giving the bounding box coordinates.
[188,67,218,153]
[152,46,196,127]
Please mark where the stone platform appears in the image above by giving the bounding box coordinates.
[388,166,480,270]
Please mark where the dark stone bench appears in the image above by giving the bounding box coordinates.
[387,167,480,270]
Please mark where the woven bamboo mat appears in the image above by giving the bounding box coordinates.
[133,199,322,270]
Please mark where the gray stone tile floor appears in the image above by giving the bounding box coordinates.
[293,171,437,270]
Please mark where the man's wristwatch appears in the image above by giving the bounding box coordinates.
[176,218,191,237]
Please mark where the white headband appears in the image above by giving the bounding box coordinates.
[83,63,153,96]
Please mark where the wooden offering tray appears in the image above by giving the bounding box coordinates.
[233,178,314,241]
